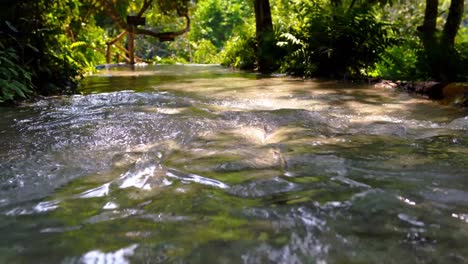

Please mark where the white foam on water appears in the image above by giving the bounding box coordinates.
[166,170,229,189]
[103,202,119,210]
[80,244,138,264]
[80,183,111,198]
[119,165,156,190]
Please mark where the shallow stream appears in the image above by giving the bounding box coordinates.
[1,65,467,263]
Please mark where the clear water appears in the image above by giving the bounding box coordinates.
[0,65,467,263]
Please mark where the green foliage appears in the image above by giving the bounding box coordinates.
[370,40,427,80]
[420,41,468,82]
[379,0,424,38]
[0,0,85,101]
[126,0,194,63]
[189,0,252,49]
[271,0,300,32]
[278,2,394,77]
[374,0,467,81]
[219,23,257,69]
[372,53,467,84]
[192,40,220,64]
[174,0,257,67]
[0,46,33,102]
[70,23,107,72]
[0,0,203,103]
[157,0,190,15]
[0,0,464,95]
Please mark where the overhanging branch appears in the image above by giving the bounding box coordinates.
[137,0,154,17]
[101,0,191,64]
[101,0,190,41]
[134,14,190,41]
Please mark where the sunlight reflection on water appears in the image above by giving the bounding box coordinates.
[0,65,467,263]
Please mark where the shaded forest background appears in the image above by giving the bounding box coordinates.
[0,0,467,102]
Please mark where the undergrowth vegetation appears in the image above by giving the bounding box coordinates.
[278,2,394,78]
[204,0,466,81]
[0,0,95,102]
[0,47,32,103]
[219,22,257,69]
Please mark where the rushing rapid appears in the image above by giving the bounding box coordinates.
[0,65,467,263]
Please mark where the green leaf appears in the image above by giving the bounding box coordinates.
[70,41,87,49]
[11,80,28,98]
[7,67,19,78]
[0,56,16,68]
[27,44,40,53]
[5,21,18,33]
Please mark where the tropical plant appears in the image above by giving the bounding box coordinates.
[0,0,86,102]
[278,1,394,78]
[219,22,257,69]
[192,40,220,64]
[0,46,33,102]
[189,0,252,49]
[370,40,427,80]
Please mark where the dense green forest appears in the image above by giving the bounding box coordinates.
[1,0,467,102]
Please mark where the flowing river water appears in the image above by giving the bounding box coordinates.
[0,65,467,263]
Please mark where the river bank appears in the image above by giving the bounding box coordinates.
[375,80,468,107]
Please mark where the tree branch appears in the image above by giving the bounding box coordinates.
[442,0,464,48]
[99,0,127,30]
[100,0,190,42]
[137,0,154,17]
[134,14,190,41]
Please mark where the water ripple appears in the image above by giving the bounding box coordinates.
[166,169,229,189]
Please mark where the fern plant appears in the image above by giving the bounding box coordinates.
[0,45,33,103]
[278,2,394,78]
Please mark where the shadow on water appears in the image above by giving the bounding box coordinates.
[0,65,467,263]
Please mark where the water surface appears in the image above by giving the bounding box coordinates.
[1,65,467,263]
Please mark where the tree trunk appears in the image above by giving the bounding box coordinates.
[438,0,465,81]
[442,0,464,49]
[419,0,464,81]
[254,0,275,73]
[418,0,441,80]
[420,0,438,50]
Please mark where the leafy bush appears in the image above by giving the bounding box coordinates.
[278,3,394,78]
[370,40,427,80]
[70,23,107,72]
[219,23,256,69]
[192,39,220,64]
[0,1,84,101]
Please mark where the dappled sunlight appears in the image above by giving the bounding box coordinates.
[210,126,306,145]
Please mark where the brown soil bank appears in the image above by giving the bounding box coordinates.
[375,81,468,107]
